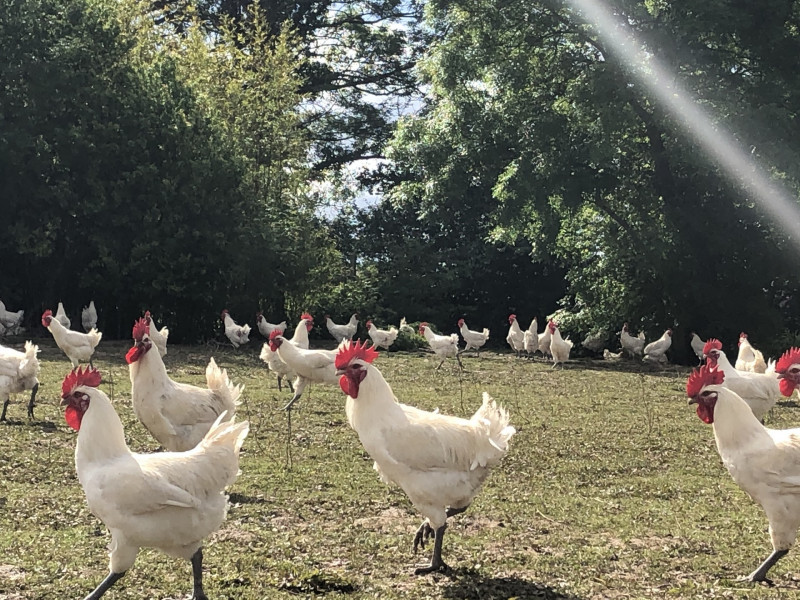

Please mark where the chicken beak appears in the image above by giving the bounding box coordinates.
[687,397,698,406]
[59,396,69,407]
[776,373,785,380]
[335,368,346,377]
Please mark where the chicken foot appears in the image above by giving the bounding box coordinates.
[745,548,788,583]
[27,382,38,419]
[412,506,468,574]
[83,570,126,599]
[0,398,8,422]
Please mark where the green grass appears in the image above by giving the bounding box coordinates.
[1,339,799,599]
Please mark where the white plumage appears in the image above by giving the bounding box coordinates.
[256,312,286,338]
[268,330,339,409]
[60,368,248,599]
[325,313,359,343]
[367,320,399,350]
[523,317,539,355]
[736,332,767,373]
[419,322,463,369]
[690,332,706,362]
[457,319,489,354]
[548,321,573,368]
[643,329,672,363]
[0,300,23,333]
[144,310,169,357]
[505,314,525,356]
[55,301,71,329]
[81,300,97,333]
[336,342,515,573]
[0,341,40,421]
[42,309,101,367]
[127,319,241,451]
[620,323,645,358]
[221,309,251,348]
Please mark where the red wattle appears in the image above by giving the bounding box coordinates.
[696,403,714,424]
[339,375,359,398]
[64,405,82,431]
[780,378,795,398]
[125,345,142,364]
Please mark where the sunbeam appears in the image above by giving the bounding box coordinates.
[564,0,800,247]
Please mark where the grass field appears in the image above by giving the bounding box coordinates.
[1,338,799,599]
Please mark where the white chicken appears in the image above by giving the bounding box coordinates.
[736,332,768,373]
[0,341,40,421]
[581,331,607,353]
[419,322,463,370]
[289,312,313,350]
[523,317,539,356]
[335,340,515,574]
[643,329,672,363]
[268,329,339,410]
[256,312,286,339]
[55,301,71,329]
[60,366,248,599]
[127,318,242,451]
[457,319,489,356]
[221,309,251,348]
[42,309,102,367]
[325,313,359,343]
[548,321,573,368]
[538,321,553,358]
[505,314,525,357]
[399,317,415,335]
[258,314,313,393]
[690,332,706,363]
[81,300,98,333]
[703,339,783,421]
[0,300,24,332]
[144,310,169,357]
[367,320,399,350]
[687,356,800,582]
[620,322,645,359]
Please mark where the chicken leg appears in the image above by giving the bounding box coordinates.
[412,506,468,574]
[191,548,208,600]
[84,571,126,599]
[746,548,788,583]
[27,382,38,419]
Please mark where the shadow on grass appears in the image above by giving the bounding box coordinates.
[442,569,582,600]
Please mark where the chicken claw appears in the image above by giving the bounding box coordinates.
[413,520,435,553]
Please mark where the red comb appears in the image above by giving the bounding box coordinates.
[144,310,151,318]
[335,339,379,370]
[269,330,282,340]
[41,309,53,326]
[61,366,102,398]
[132,318,149,341]
[301,312,313,322]
[703,338,722,355]
[776,347,800,374]
[686,364,724,398]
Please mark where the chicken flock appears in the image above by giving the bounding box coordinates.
[5,296,800,594]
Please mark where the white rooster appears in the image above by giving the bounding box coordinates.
[688,354,800,582]
[0,341,40,421]
[256,312,286,339]
[55,301,71,329]
[335,340,515,574]
[367,320,399,350]
[221,309,251,348]
[548,320,573,368]
[0,300,24,332]
[127,318,242,451]
[419,322,463,370]
[690,332,706,363]
[457,319,490,356]
[643,329,672,363]
[81,300,98,333]
[258,314,313,393]
[144,310,169,357]
[523,317,539,357]
[268,329,339,410]
[736,332,767,373]
[60,366,248,599]
[620,322,645,359]
[325,313,359,343]
[505,314,525,357]
[42,309,102,367]
[703,339,783,421]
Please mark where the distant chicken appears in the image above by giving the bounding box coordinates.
[258,314,313,393]
[690,332,706,363]
[643,329,672,363]
[256,312,286,339]
[42,309,102,367]
[60,366,248,599]
[367,320,399,350]
[335,340,515,574]
[581,331,606,353]
[127,319,242,451]
[0,300,23,332]
[505,314,525,357]
[81,300,97,333]
[326,313,359,343]
[268,329,339,410]
[457,319,490,355]
[548,321,573,368]
[419,322,463,370]
[144,310,169,357]
[0,341,40,421]
[55,301,71,329]
[290,312,314,350]
[523,317,539,356]
[704,339,783,421]
[538,321,553,358]
[399,317,415,335]
[221,309,251,348]
[688,355,800,582]
[736,332,768,374]
[620,323,645,359]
